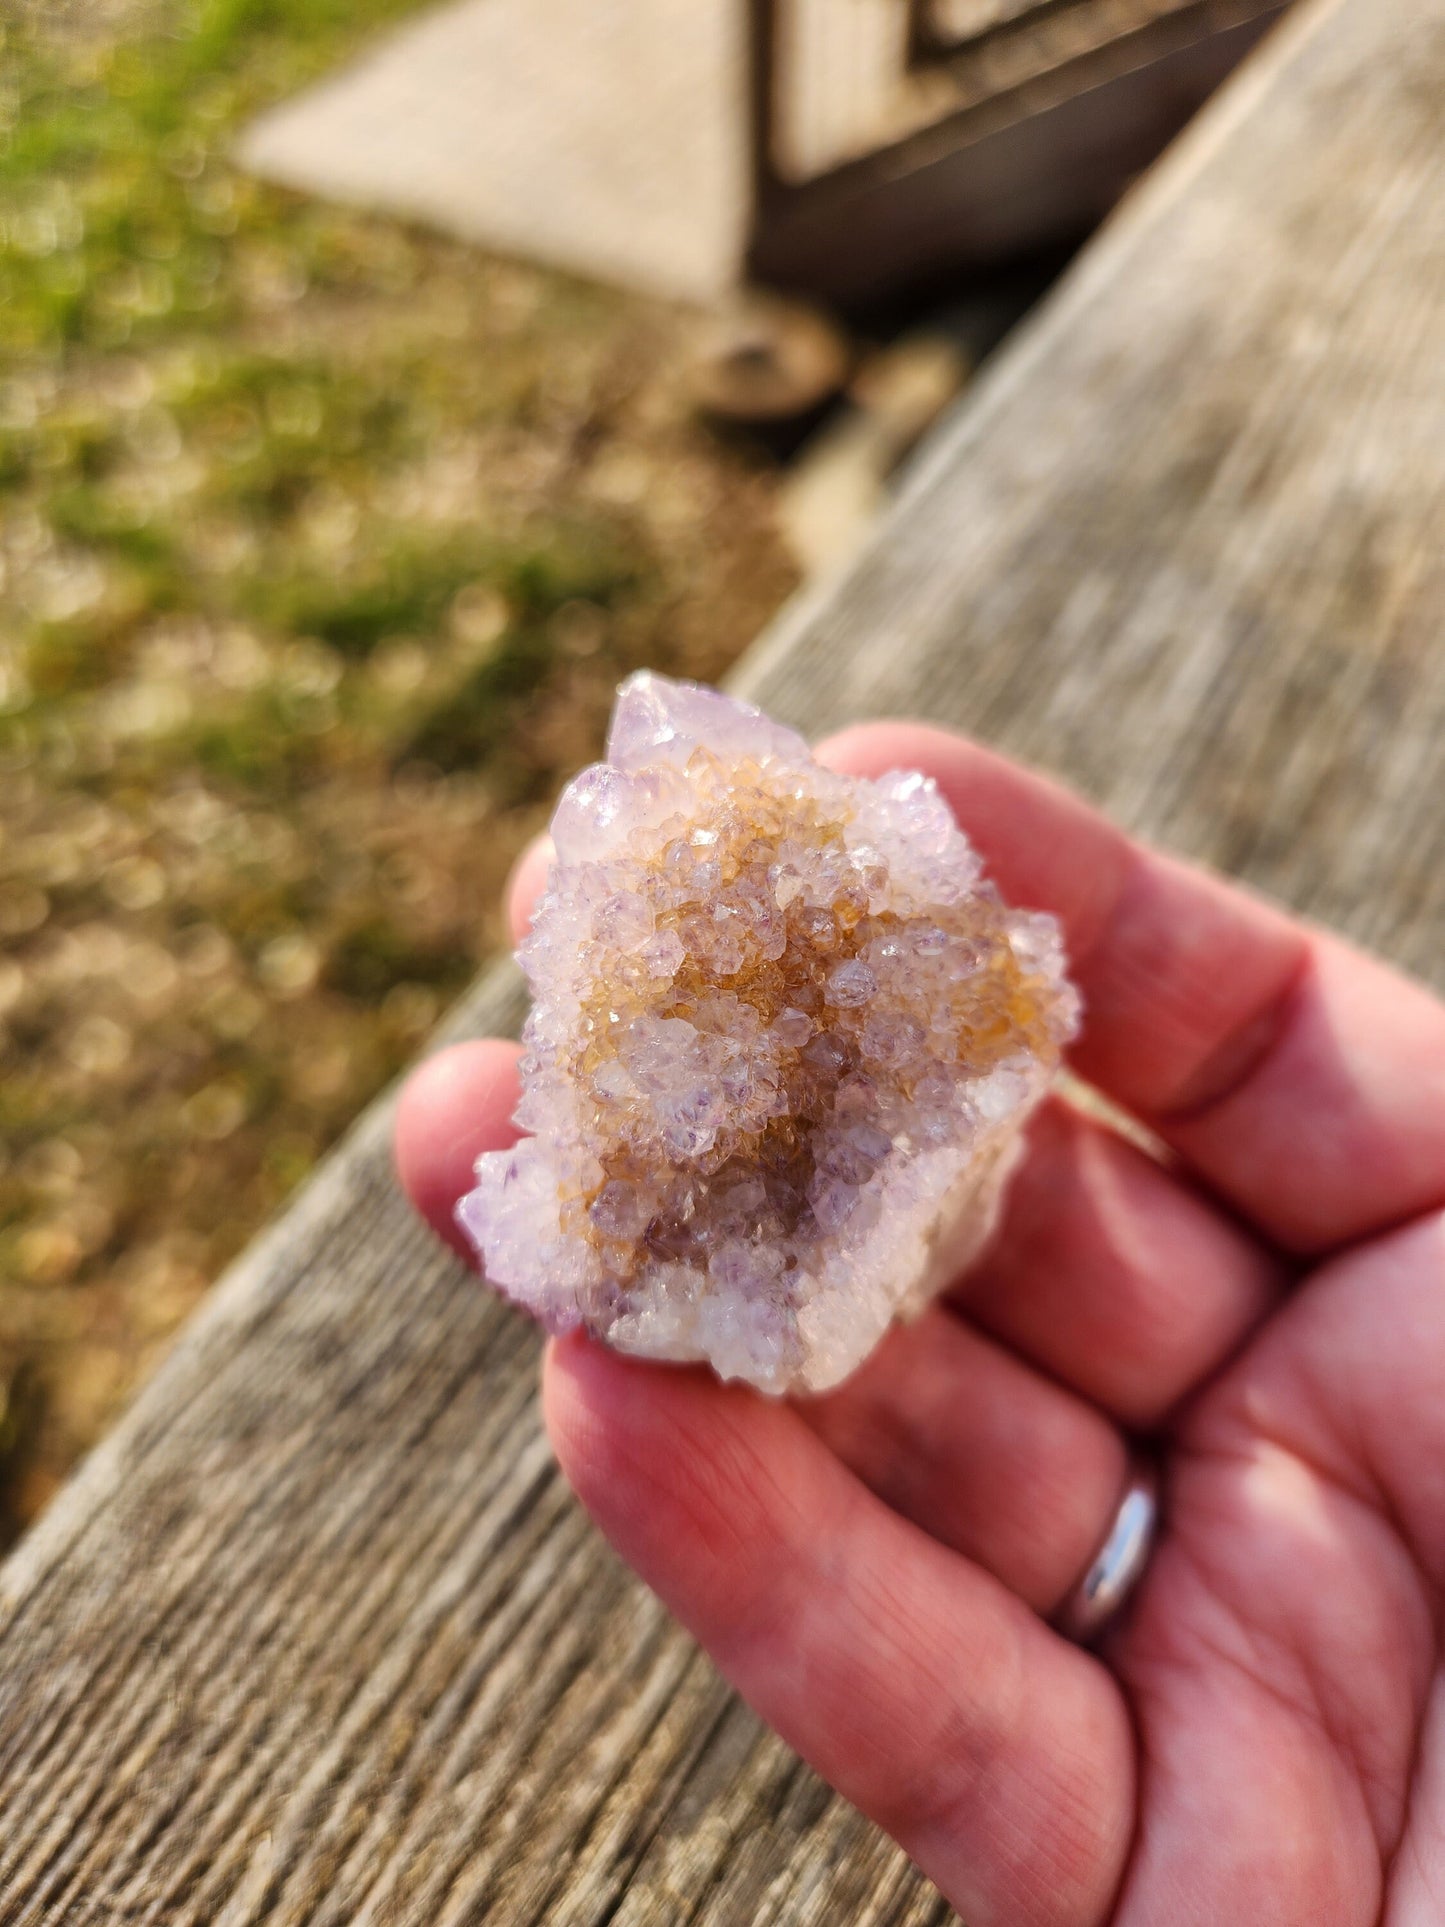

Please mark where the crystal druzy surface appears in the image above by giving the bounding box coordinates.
[458,674,1078,1394]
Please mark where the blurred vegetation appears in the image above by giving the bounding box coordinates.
[0,0,795,1541]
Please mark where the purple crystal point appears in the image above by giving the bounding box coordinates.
[607,670,810,774]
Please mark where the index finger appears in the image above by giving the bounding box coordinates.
[823,723,1445,1254]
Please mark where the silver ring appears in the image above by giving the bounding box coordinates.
[1055,1458,1159,1646]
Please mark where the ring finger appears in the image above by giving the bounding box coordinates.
[799,1304,1129,1617]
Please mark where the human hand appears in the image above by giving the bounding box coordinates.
[395,723,1445,1926]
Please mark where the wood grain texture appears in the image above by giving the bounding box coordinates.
[3,0,1443,1919]
[752,0,1445,978]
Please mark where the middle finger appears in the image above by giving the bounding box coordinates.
[958,1098,1287,1428]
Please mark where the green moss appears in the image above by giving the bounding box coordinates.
[324,918,467,1001]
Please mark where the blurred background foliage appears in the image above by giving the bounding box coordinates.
[0,0,795,1540]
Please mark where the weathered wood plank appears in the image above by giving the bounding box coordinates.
[754,0,1445,982]
[3,0,1443,1918]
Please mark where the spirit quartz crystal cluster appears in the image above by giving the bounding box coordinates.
[458,674,1078,1394]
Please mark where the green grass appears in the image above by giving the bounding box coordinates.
[0,0,646,780]
[2,0,429,356]
[0,0,794,1541]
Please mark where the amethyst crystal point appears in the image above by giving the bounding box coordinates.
[457,673,1079,1394]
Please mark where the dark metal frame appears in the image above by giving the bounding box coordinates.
[745,0,1290,300]
[906,0,1088,69]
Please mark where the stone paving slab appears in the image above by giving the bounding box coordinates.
[240,0,749,303]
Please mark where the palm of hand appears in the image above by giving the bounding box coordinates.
[1117,1226,1443,1924]
[397,723,1445,1926]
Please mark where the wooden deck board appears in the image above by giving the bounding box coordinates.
[4,0,1444,1917]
